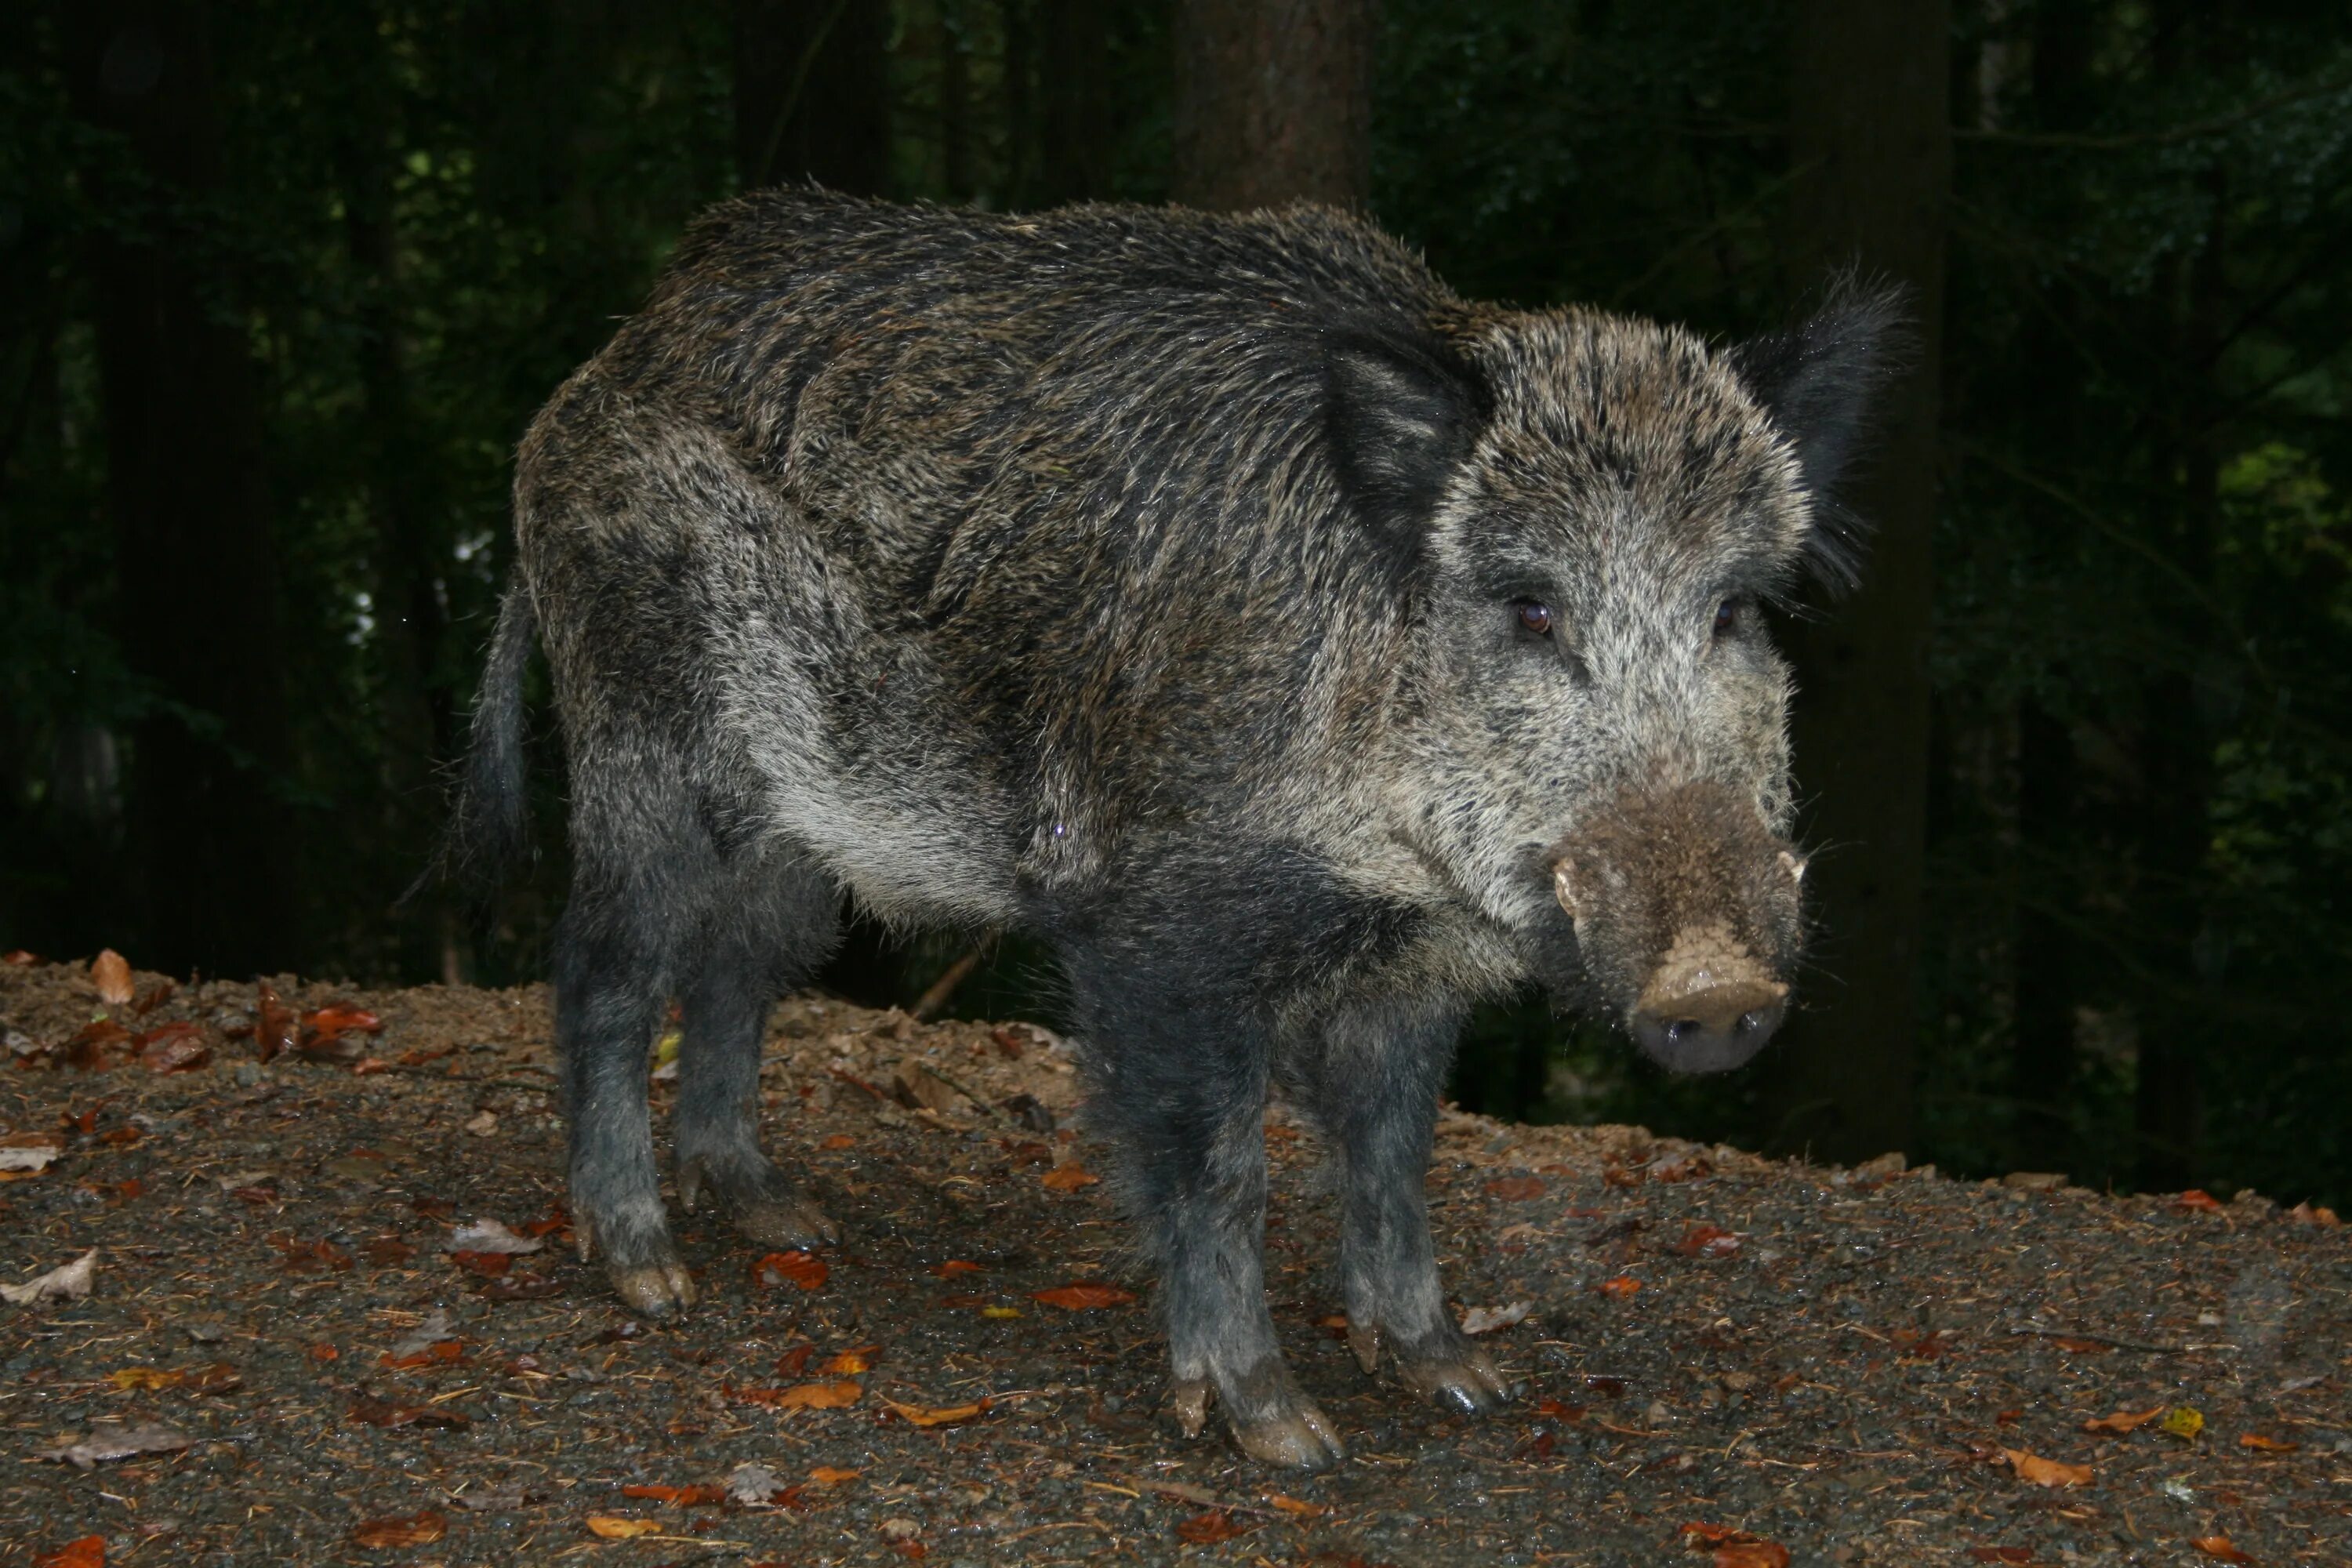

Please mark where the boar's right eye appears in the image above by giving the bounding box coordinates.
[1515,601,1555,638]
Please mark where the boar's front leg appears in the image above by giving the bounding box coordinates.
[1069,952,1346,1470]
[674,849,839,1251]
[1305,997,1511,1415]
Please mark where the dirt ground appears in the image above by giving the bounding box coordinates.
[2,956,2347,1566]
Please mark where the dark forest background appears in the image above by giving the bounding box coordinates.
[4,2,2348,1207]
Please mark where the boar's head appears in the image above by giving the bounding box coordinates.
[1330,285,1900,1073]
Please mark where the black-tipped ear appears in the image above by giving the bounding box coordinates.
[1728,278,1909,590]
[1325,326,1490,557]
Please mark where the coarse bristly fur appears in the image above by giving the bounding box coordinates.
[438,189,1899,1468]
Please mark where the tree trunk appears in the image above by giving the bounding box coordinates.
[733,0,892,194]
[1171,0,1375,211]
[1033,0,1113,205]
[1767,0,1950,1163]
[64,0,296,980]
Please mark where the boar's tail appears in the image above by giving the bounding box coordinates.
[414,579,539,895]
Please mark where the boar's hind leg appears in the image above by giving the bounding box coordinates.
[1306,998,1511,1415]
[674,848,840,1251]
[554,865,695,1319]
[1070,956,1345,1471]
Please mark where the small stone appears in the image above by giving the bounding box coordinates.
[463,1110,499,1137]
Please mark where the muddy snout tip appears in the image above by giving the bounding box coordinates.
[1629,921,1791,1074]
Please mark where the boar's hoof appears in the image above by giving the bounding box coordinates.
[1346,1319,1384,1375]
[1170,1377,1214,1439]
[1232,1403,1347,1471]
[608,1259,697,1319]
[1397,1342,1514,1416]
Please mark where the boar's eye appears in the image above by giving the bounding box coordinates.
[1711,597,1744,640]
[1515,601,1555,638]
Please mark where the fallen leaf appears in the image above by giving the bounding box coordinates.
[2172,1189,2226,1214]
[2190,1536,2254,1563]
[36,1421,191,1468]
[1715,1546,1791,1568]
[750,1250,829,1290]
[2161,1406,2205,1440]
[1674,1223,1741,1258]
[363,1237,417,1266]
[2,949,35,965]
[1040,1163,1099,1192]
[302,1001,383,1052]
[449,1250,512,1277]
[1265,1494,1323,1516]
[1031,1283,1137,1309]
[445,1218,543,1255]
[1484,1175,1545,1200]
[586,1515,661,1540]
[775,1345,815,1377]
[981,1305,1022,1319]
[620,1483,727,1506]
[136,1022,210,1074]
[930,1259,984,1277]
[1174,1511,1245,1544]
[820,1345,877,1374]
[4,1249,98,1305]
[2083,1405,2165,1434]
[1595,1275,1642,1299]
[254,982,298,1062]
[809,1465,862,1484]
[2237,1432,2299,1454]
[0,1131,64,1174]
[1652,1153,1712,1182]
[2002,1448,2092,1487]
[728,1462,785,1504]
[33,1537,105,1568]
[91,950,134,1007]
[2051,1336,2112,1354]
[1460,1300,1534,1335]
[881,1395,989,1428]
[351,1512,448,1548]
[380,1341,464,1371]
[108,1366,185,1391]
[819,1134,856,1150]
[731,1379,862,1410]
[2286,1201,2340,1226]
[62,1018,133,1070]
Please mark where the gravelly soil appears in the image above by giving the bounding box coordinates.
[2,956,2347,1567]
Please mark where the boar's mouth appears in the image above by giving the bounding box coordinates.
[1547,780,1804,1076]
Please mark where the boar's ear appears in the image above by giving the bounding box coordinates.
[1324,326,1491,558]
[1727,278,1909,590]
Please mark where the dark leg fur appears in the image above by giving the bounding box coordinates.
[1065,934,1346,1470]
[673,849,840,1250]
[1301,996,1512,1415]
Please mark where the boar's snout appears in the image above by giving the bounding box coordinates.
[1548,780,1806,1076]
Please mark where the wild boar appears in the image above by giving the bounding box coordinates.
[445,190,1895,1467]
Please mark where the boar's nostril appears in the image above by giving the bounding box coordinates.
[1630,986,1786,1075]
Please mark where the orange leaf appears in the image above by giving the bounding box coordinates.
[91,950,134,1007]
[1040,1163,1099,1192]
[2172,1189,2226,1214]
[586,1515,662,1539]
[620,1483,727,1506]
[379,1341,464,1370]
[809,1466,862,1485]
[750,1250,829,1290]
[1673,1223,1740,1258]
[1174,1511,1245,1544]
[2082,1406,2165,1434]
[450,1250,513,1277]
[1715,1545,1791,1568]
[733,1378,862,1410]
[107,1367,186,1391]
[1484,1175,1545,1200]
[303,1002,384,1041]
[1265,1494,1323,1516]
[821,1345,878,1374]
[1031,1283,1138,1310]
[775,1345,815,1377]
[2237,1432,2299,1453]
[33,1537,104,1568]
[2,949,37,966]
[2002,1448,2092,1487]
[1680,1523,1746,1546]
[819,1134,856,1149]
[881,1395,990,1428]
[351,1511,448,1548]
[2051,1336,2113,1354]
[1596,1275,1642,1299]
[930,1259,984,1276]
[2287,1201,2340,1226]
[2190,1537,2253,1563]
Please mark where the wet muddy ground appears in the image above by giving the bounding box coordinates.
[3,956,2347,1565]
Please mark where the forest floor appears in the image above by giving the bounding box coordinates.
[1,957,2347,1567]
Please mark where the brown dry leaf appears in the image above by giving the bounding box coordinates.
[732,1379,862,1410]
[882,1394,990,1428]
[2051,1336,2113,1354]
[1484,1175,1545,1200]
[820,1345,877,1374]
[619,1483,727,1506]
[585,1515,661,1540]
[91,950,134,1007]
[1595,1275,1642,1299]
[1031,1283,1138,1310]
[1715,1546,1791,1568]
[1040,1162,1099,1192]
[2,949,35,965]
[350,1511,448,1549]
[2237,1432,2299,1453]
[136,1022,210,1074]
[2171,1189,2227,1214]
[819,1133,856,1149]
[32,1536,105,1568]
[930,1259,984,1277]
[809,1466,862,1485]
[1265,1494,1323,1517]
[445,1218,543,1255]
[2082,1405,2165,1434]
[2286,1201,2340,1226]
[380,1341,464,1371]
[303,1002,383,1046]
[3,1249,98,1305]
[2002,1448,2092,1487]
[36,1421,191,1468]
[2190,1537,2253,1563]
[1174,1511,1245,1544]
[449,1250,512,1278]
[0,1131,64,1175]
[107,1367,184,1392]
[253,982,298,1062]
[750,1250,829,1290]
[1460,1300,1534,1335]
[1673,1223,1741,1258]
